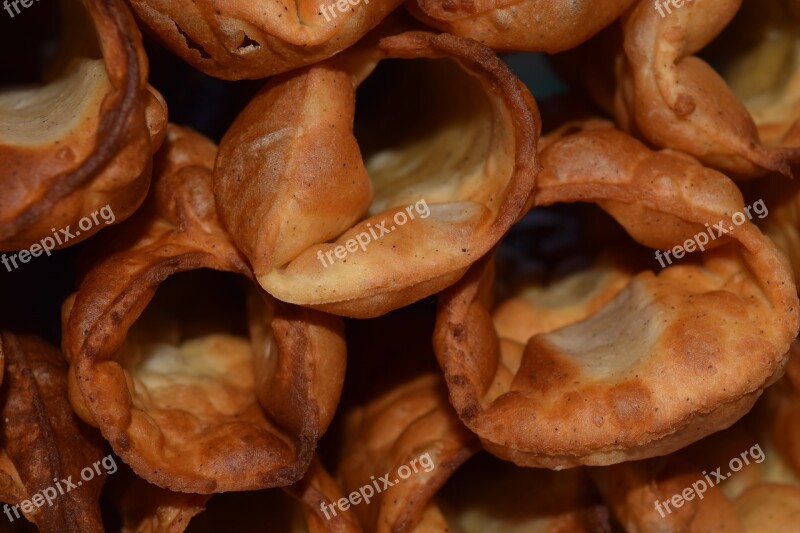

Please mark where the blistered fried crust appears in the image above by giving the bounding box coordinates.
[614,0,800,178]
[407,0,635,52]
[338,374,478,532]
[435,124,800,468]
[215,31,539,318]
[61,125,347,493]
[126,0,403,80]
[0,332,106,533]
[0,0,167,251]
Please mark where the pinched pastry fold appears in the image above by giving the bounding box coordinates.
[338,373,610,532]
[406,0,636,53]
[215,31,540,318]
[0,332,106,533]
[0,0,167,252]
[126,0,403,80]
[62,125,347,493]
[435,122,800,468]
[614,0,800,178]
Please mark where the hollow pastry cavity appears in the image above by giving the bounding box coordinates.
[62,125,346,493]
[434,123,800,468]
[215,31,539,318]
[0,0,167,251]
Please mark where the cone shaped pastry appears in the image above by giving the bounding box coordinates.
[0,332,106,533]
[215,31,540,318]
[0,0,167,252]
[337,373,611,532]
[61,125,347,493]
[406,0,636,53]
[434,122,800,468]
[614,0,800,178]
[126,0,403,80]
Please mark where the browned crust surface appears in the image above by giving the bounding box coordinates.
[62,125,346,493]
[214,30,539,318]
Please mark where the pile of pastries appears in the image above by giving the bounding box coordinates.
[1,0,800,530]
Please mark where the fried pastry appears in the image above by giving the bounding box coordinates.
[614,0,800,178]
[434,122,800,468]
[61,125,347,493]
[406,0,636,53]
[0,332,106,533]
[215,31,540,318]
[338,373,610,532]
[0,0,167,252]
[126,0,403,80]
[710,0,800,148]
[592,345,800,532]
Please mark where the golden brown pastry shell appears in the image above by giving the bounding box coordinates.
[61,125,347,493]
[214,31,540,318]
[435,123,800,468]
[0,0,167,252]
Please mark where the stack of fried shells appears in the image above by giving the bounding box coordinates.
[214,30,540,318]
[611,0,800,178]
[0,332,106,533]
[406,0,636,52]
[126,0,404,80]
[61,125,347,494]
[435,121,800,468]
[0,0,167,251]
